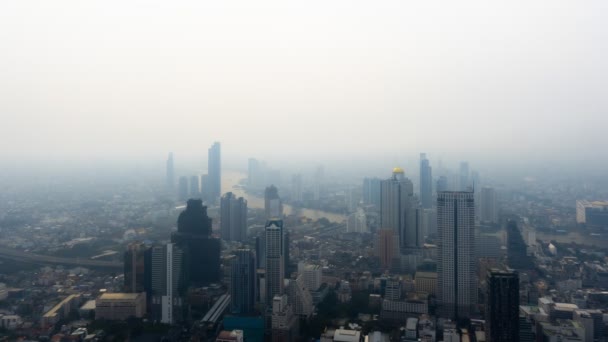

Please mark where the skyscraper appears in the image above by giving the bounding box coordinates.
[208,142,221,202]
[486,269,519,342]
[291,174,303,203]
[124,242,152,296]
[190,175,200,197]
[420,153,433,209]
[380,168,420,250]
[151,243,186,324]
[265,219,285,307]
[230,249,256,315]
[459,162,470,190]
[480,186,498,223]
[436,176,448,193]
[264,185,283,219]
[171,199,221,285]
[375,229,400,272]
[220,192,248,242]
[362,177,382,209]
[166,152,174,189]
[178,176,188,201]
[437,191,476,319]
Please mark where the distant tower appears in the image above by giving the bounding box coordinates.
[178,176,188,202]
[208,142,221,202]
[248,158,261,188]
[380,168,420,250]
[480,187,498,223]
[166,153,174,189]
[124,242,152,296]
[486,269,519,342]
[437,191,476,319]
[171,199,220,285]
[220,192,248,242]
[362,177,382,209]
[436,176,448,193]
[420,153,433,209]
[265,219,285,307]
[264,185,283,219]
[230,249,256,315]
[151,243,186,324]
[189,175,200,197]
[459,161,470,190]
[291,174,303,203]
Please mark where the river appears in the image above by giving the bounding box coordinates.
[222,171,346,223]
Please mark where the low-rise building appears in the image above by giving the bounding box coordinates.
[95,292,146,320]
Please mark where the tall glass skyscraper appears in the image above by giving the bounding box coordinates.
[380,168,419,250]
[420,153,433,209]
[208,142,221,202]
[230,249,256,314]
[220,192,248,242]
[437,191,476,319]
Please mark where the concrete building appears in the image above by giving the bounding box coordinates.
[230,249,256,315]
[287,275,313,318]
[346,208,369,233]
[208,142,221,202]
[166,152,174,190]
[437,191,476,319]
[576,200,608,227]
[216,330,244,342]
[264,185,283,219]
[380,168,420,250]
[271,294,298,342]
[298,262,322,291]
[95,292,146,320]
[485,269,519,342]
[480,187,498,223]
[265,219,285,308]
[151,243,185,324]
[420,153,433,209]
[375,229,399,272]
[415,271,437,296]
[221,192,248,242]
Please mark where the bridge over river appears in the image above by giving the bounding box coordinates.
[0,246,122,270]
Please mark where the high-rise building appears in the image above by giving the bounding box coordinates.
[506,220,531,271]
[271,294,298,342]
[380,168,420,250]
[151,243,186,324]
[208,142,221,202]
[220,192,248,242]
[313,166,324,201]
[291,174,303,203]
[265,219,285,307]
[124,242,152,297]
[363,177,382,209]
[297,263,322,292]
[287,275,313,318]
[480,187,498,223]
[420,153,433,209]
[436,176,448,193]
[486,269,519,342]
[178,176,188,201]
[248,158,263,189]
[437,191,476,319]
[190,175,200,197]
[264,185,283,219]
[376,229,400,272]
[230,249,256,315]
[171,199,221,285]
[166,153,174,189]
[459,162,470,190]
[346,208,368,233]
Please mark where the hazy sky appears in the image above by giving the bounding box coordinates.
[1,1,607,168]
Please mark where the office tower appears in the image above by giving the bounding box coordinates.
[220,192,248,242]
[171,199,221,284]
[375,229,400,271]
[459,162,470,190]
[471,170,480,189]
[419,208,437,238]
[480,187,498,223]
[291,174,303,203]
[178,176,188,201]
[506,220,531,270]
[437,191,476,319]
[190,175,200,197]
[151,243,186,324]
[264,185,283,219]
[248,158,262,188]
[265,219,285,307]
[298,263,322,292]
[230,249,256,314]
[284,231,291,278]
[208,142,221,202]
[255,234,266,269]
[363,177,382,209]
[346,208,368,233]
[313,166,323,201]
[166,152,174,189]
[486,269,519,342]
[271,294,298,342]
[420,153,433,209]
[124,242,152,296]
[380,168,420,250]
[436,176,448,193]
[287,275,313,318]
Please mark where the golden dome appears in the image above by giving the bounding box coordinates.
[392,167,405,174]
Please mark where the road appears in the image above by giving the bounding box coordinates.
[0,246,122,269]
